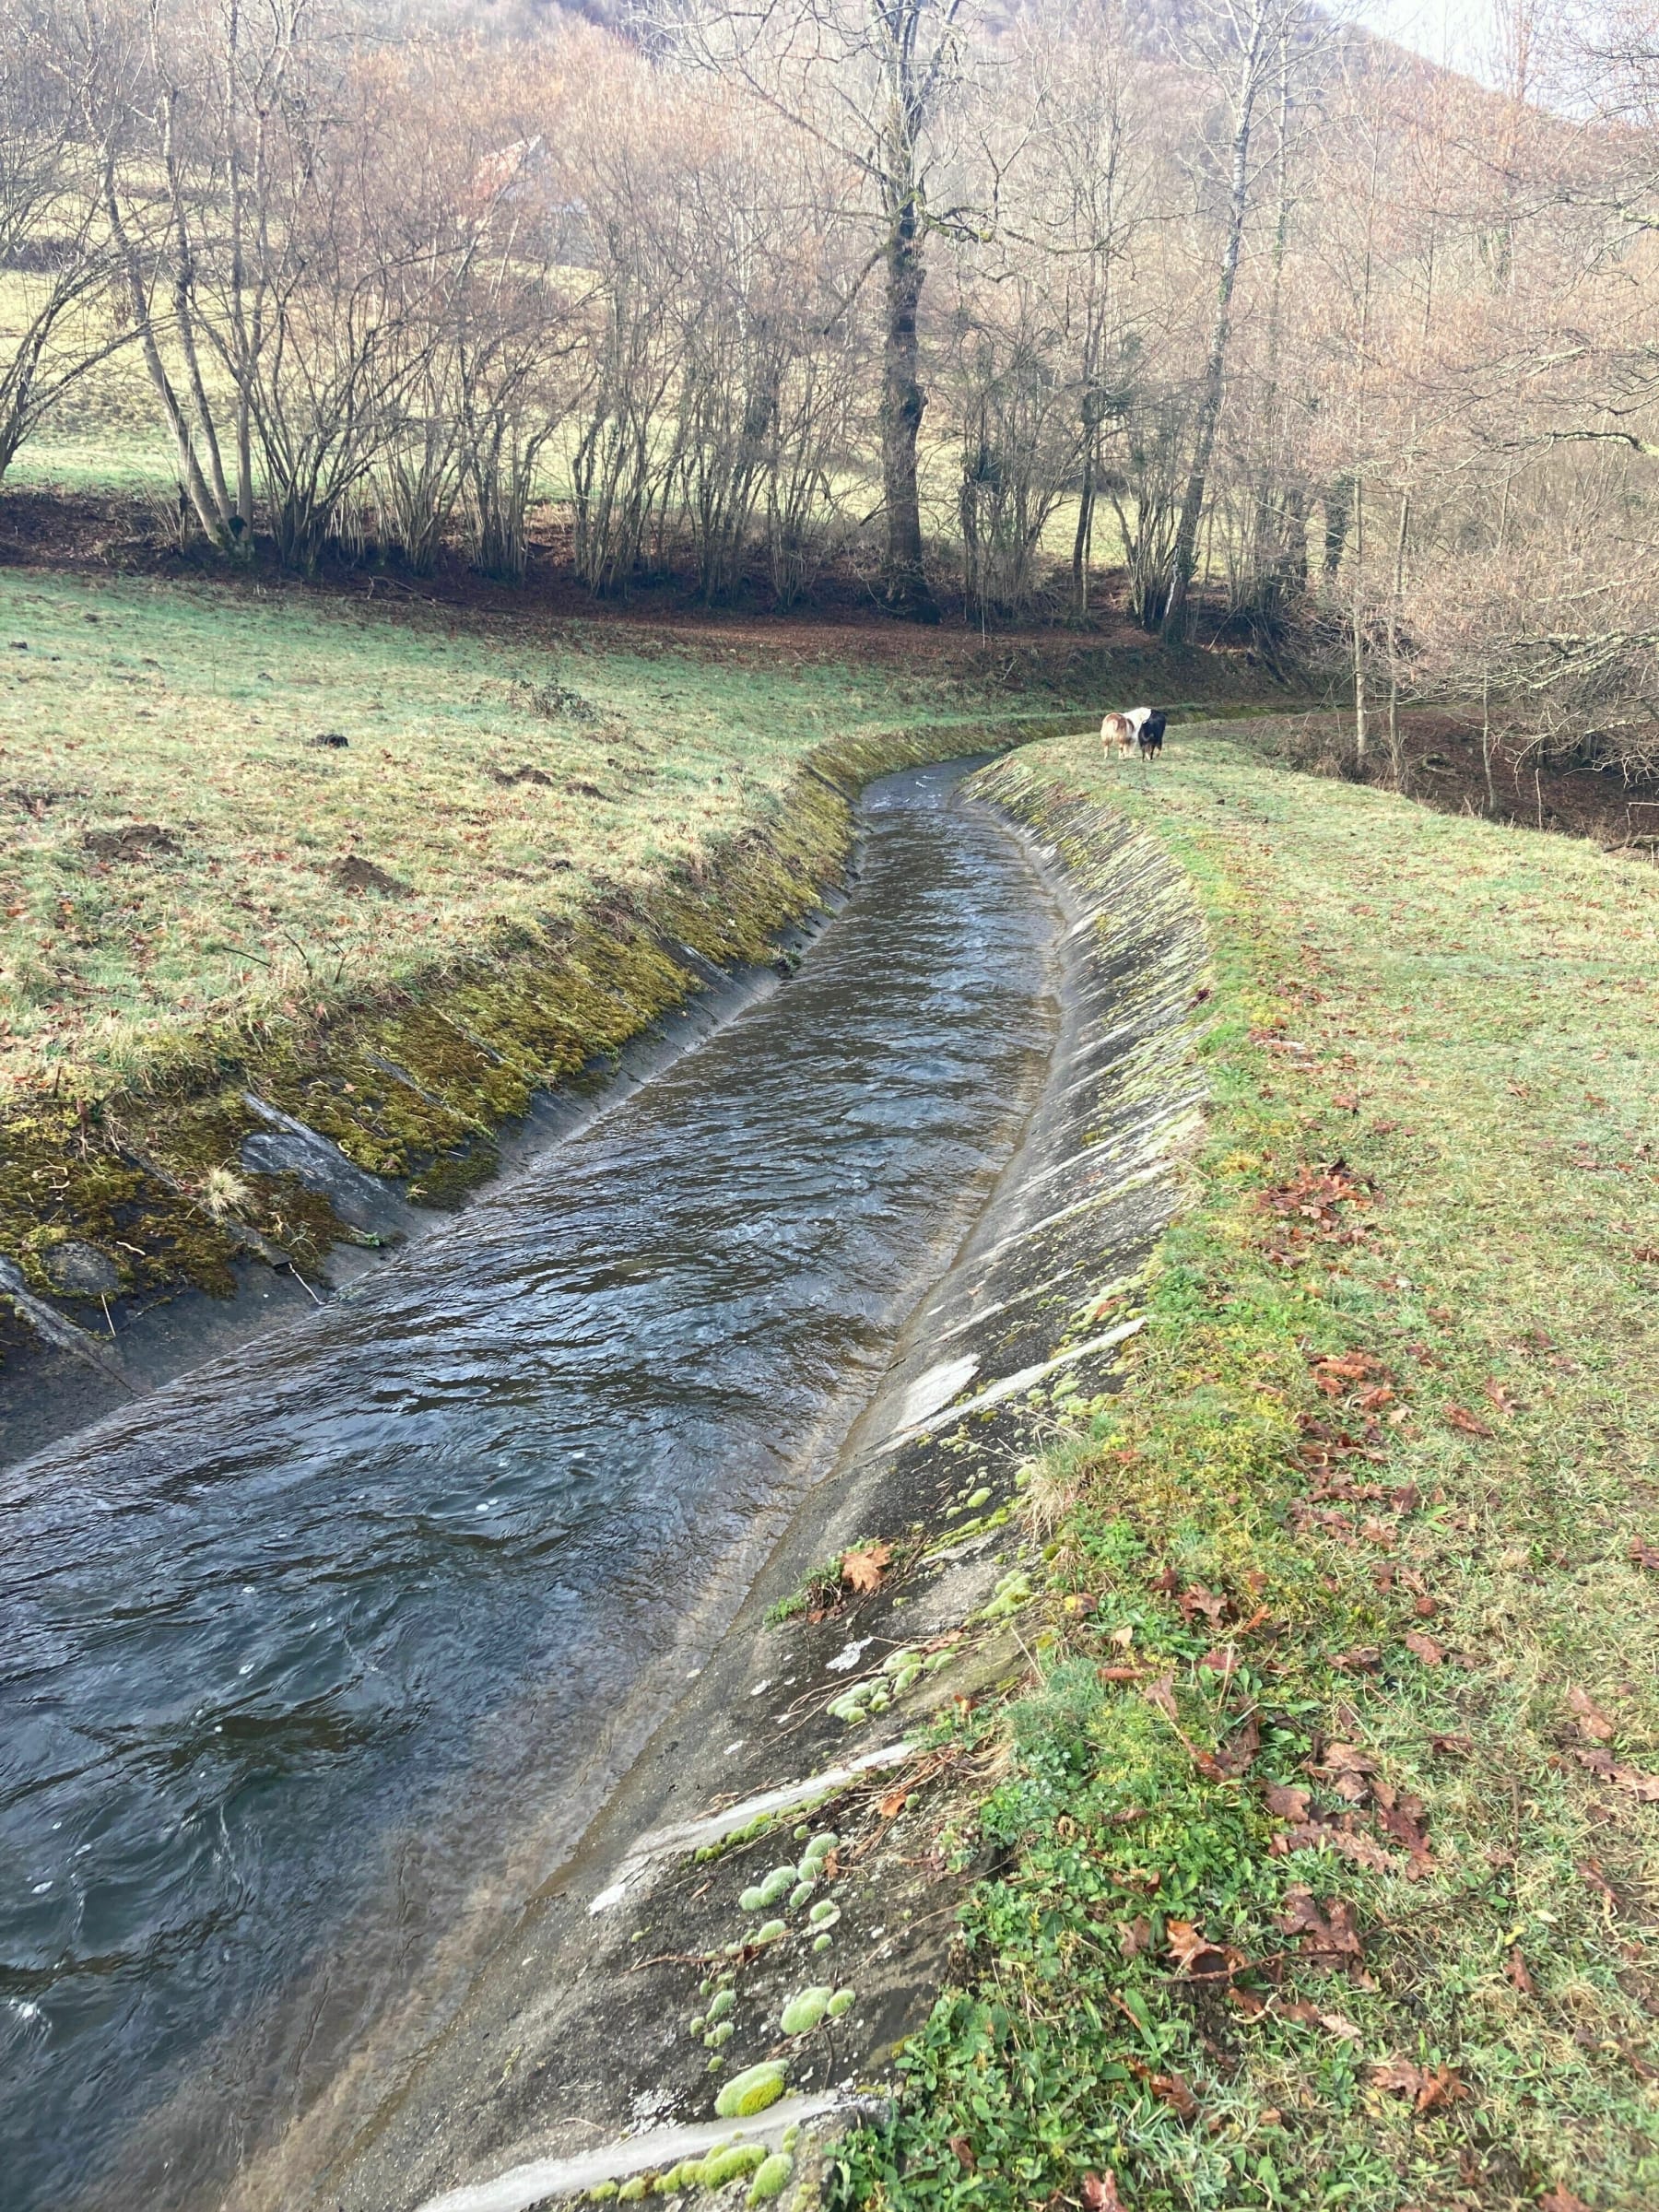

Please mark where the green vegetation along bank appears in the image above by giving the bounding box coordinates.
[834,724,1659,2211]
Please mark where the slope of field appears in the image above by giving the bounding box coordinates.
[837,724,1659,2212]
[0,568,971,1096]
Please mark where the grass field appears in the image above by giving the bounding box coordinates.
[837,723,1659,2210]
[0,568,982,1099]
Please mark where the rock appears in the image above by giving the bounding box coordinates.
[40,1240,120,1297]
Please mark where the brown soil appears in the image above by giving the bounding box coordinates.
[0,484,1280,698]
[1279,706,1659,856]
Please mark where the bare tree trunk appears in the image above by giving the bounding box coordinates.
[1161,1,1277,643]
[879,194,936,620]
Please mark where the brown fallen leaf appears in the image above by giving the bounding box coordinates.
[1318,2008,1364,2041]
[1367,2055,1422,2097]
[1430,1732,1475,1759]
[1404,1630,1444,1666]
[1506,1947,1535,1994]
[1578,1857,1617,1907]
[948,2136,975,2171]
[1484,1379,1518,1416]
[1574,1748,1659,1801]
[1630,1537,1659,1572]
[1139,1667,1179,1722]
[841,1542,893,1594]
[1322,1741,1378,1778]
[877,1786,910,1820]
[1117,1914,1152,1959]
[1443,1403,1494,1439]
[1265,1781,1311,1822]
[1282,1888,1364,1969]
[1568,1686,1616,1743]
[1332,1646,1382,1673]
[1278,1996,1322,2025]
[1538,2191,1591,2212]
[1165,1919,1246,1981]
[1098,1665,1141,1683]
[1230,1984,1267,2018]
[1213,1709,1261,1778]
[1081,2172,1125,2212]
[1150,2070,1199,2120]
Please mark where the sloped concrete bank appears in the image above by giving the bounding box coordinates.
[0,714,1080,1471]
[232,770,1213,2212]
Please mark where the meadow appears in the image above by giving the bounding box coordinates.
[0,567,982,1099]
[841,721,1659,2211]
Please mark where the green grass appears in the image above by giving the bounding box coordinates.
[835,723,1659,2211]
[0,568,983,1095]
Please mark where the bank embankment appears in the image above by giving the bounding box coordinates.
[1,592,1087,1462]
[206,751,1213,2212]
[835,721,1659,2212]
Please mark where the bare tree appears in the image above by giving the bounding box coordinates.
[0,6,127,486]
[668,0,993,621]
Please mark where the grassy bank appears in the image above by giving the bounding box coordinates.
[0,567,1073,1330]
[836,724,1659,2209]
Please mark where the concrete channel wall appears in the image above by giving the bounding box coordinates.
[233,771,1215,2212]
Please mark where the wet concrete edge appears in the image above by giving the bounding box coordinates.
[210,769,1215,2212]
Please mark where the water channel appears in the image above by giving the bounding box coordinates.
[0,762,1065,2211]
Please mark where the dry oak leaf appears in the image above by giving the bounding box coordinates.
[1573,1748,1659,1801]
[1265,1782,1312,1822]
[841,1542,892,1594]
[1081,2172,1125,2212]
[1164,1919,1246,1981]
[1630,1537,1659,1572]
[1318,2009,1364,2042]
[1442,1403,1494,1439]
[1117,1914,1152,1959]
[1150,2070,1199,2121]
[1506,1947,1535,1995]
[1403,1630,1444,1666]
[1281,1888,1364,1969]
[1367,2057,1468,2113]
[1568,1686,1616,1744]
[877,1786,910,1821]
[1537,2191,1591,2212]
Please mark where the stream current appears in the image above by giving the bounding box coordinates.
[0,763,1063,2211]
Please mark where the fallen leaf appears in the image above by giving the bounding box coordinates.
[1214,1709,1261,1777]
[1577,1857,1617,1906]
[1483,1380,1518,1416]
[1117,1914,1152,1959]
[1281,1888,1364,1969]
[1179,1583,1228,1626]
[1333,1646,1382,1673]
[1574,1749,1659,1801]
[1506,1947,1535,1994]
[1321,1742,1378,1777]
[948,2135,975,2171]
[877,1787,910,1820]
[1404,1630,1443,1666]
[1139,1669,1181,1726]
[1278,1996,1322,2025]
[1630,1537,1659,1572]
[1150,2070,1198,2120]
[1367,2055,1422,2097]
[1165,1919,1246,1980]
[841,1542,892,1594]
[1198,1644,1238,1673]
[1265,1781,1311,1822]
[1318,2009,1363,2041]
[1430,1733,1475,1759]
[1110,1623,1135,1649]
[1443,1403,1494,1439]
[1538,2191,1591,2212]
[1081,2173,1124,2212]
[1230,1984,1267,2017]
[1568,1686,1616,1743]
[1098,1665,1141,1683]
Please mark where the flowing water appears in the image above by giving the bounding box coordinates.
[0,763,1063,2211]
